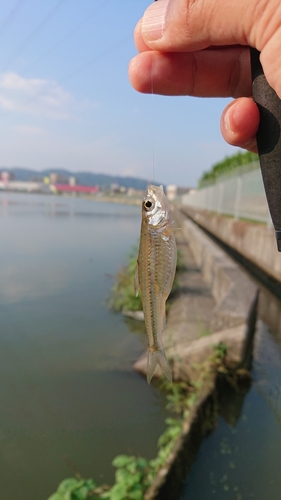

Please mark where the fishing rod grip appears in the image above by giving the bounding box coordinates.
[250,47,281,251]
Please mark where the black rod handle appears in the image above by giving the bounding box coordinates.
[250,47,281,251]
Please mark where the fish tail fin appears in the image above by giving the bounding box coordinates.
[147,349,172,384]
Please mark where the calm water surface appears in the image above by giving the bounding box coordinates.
[0,192,169,500]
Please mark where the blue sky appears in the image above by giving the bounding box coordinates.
[0,0,240,187]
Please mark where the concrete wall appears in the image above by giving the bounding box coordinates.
[181,206,281,283]
[182,218,257,334]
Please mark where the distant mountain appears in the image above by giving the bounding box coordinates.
[0,167,154,190]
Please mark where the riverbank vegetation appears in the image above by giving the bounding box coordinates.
[47,342,228,500]
[198,150,259,188]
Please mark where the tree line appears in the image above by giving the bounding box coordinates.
[198,150,259,188]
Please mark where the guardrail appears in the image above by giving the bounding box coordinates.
[182,166,272,225]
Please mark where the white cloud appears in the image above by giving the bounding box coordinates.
[0,95,17,110]
[0,71,73,120]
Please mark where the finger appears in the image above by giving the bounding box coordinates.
[220,98,259,152]
[138,0,281,99]
[129,47,252,98]
[140,0,275,51]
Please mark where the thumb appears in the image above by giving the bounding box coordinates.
[141,0,253,49]
[140,0,281,97]
[142,0,276,52]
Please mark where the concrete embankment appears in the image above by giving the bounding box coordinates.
[181,205,281,285]
[133,208,258,499]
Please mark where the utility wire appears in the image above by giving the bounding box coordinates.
[26,0,112,74]
[59,33,132,85]
[0,32,133,119]
[0,0,131,118]
[0,0,28,41]
[2,0,67,71]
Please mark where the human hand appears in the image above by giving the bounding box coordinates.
[128,0,281,153]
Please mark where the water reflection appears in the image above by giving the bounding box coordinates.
[258,288,281,340]
[0,192,140,219]
[0,192,140,304]
[254,320,281,426]
[216,377,251,428]
[179,318,281,500]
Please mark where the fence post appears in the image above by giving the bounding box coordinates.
[204,187,207,210]
[217,182,224,214]
[234,176,242,220]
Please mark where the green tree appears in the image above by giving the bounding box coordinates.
[198,150,259,188]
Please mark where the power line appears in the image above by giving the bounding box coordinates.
[0,0,28,41]
[26,0,112,74]
[2,0,67,71]
[60,33,132,85]
[0,32,133,120]
[0,0,133,118]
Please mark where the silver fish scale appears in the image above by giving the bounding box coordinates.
[136,185,177,383]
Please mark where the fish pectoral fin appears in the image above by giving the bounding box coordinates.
[172,219,182,231]
[134,264,140,297]
[147,350,172,384]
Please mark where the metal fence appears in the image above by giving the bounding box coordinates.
[182,165,272,225]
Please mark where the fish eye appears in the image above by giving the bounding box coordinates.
[143,199,153,211]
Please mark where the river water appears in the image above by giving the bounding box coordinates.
[0,191,169,500]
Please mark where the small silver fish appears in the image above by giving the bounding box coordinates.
[135,185,177,384]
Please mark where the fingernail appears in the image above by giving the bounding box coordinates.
[224,108,231,132]
[142,0,170,41]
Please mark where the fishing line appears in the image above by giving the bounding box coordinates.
[151,0,158,185]
[151,52,156,184]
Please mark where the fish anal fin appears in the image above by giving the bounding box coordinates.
[146,350,172,384]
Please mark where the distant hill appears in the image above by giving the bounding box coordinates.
[0,167,153,190]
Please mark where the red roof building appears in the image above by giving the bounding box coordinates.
[53,184,99,194]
